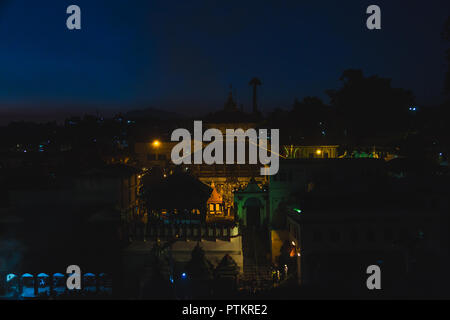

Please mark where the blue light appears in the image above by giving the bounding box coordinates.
[181,272,187,279]
[6,274,16,282]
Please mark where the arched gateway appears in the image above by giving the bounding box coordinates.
[234,178,268,228]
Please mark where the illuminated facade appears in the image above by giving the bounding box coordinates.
[234,178,268,227]
[206,183,233,222]
[134,90,267,215]
[283,145,339,159]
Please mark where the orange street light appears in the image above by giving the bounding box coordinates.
[152,140,161,148]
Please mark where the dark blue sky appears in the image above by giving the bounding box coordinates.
[0,0,449,123]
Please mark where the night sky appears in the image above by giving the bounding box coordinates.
[0,0,449,123]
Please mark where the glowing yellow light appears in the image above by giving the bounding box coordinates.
[152,140,161,148]
[291,241,296,246]
[316,149,322,155]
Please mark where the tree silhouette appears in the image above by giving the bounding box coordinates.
[266,97,337,145]
[443,17,450,97]
[186,243,214,280]
[140,241,174,299]
[185,243,214,298]
[140,170,211,223]
[327,69,415,142]
[292,96,335,140]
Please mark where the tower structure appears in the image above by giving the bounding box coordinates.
[249,78,262,114]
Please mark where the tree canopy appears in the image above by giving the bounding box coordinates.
[443,16,450,97]
[327,69,415,141]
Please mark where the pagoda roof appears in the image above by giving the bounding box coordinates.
[207,183,223,203]
[215,254,239,276]
[203,89,262,124]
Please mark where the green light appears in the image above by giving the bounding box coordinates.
[294,208,302,214]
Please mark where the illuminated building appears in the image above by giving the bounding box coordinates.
[282,145,339,159]
[134,88,267,214]
[122,171,244,294]
[234,178,267,227]
[206,183,233,222]
[135,140,176,168]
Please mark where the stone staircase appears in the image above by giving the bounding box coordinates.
[241,263,273,290]
[240,227,274,291]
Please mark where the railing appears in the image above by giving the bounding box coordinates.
[144,223,239,242]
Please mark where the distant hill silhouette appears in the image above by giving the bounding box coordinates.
[126,107,185,121]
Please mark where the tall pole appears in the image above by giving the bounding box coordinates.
[297,252,302,286]
[252,84,258,114]
[249,78,262,114]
